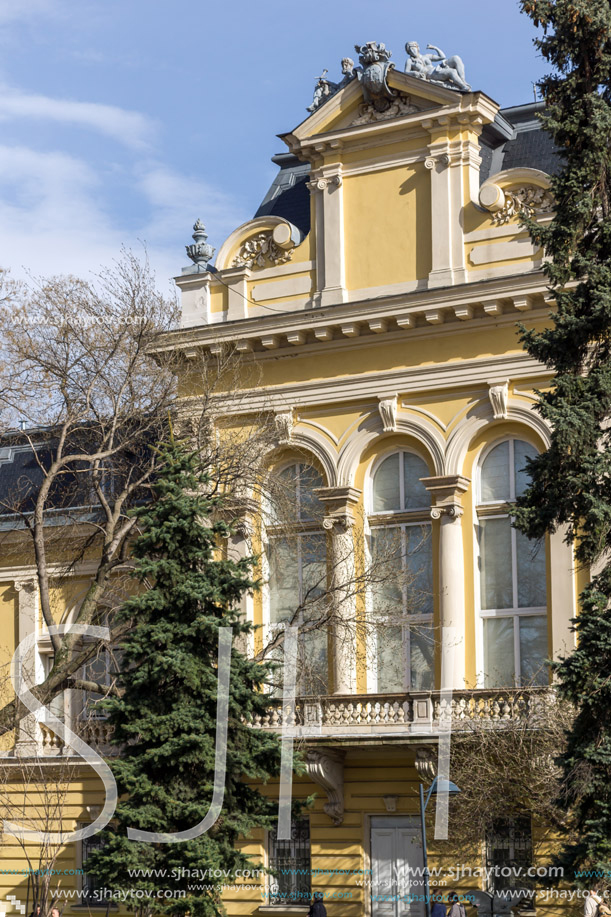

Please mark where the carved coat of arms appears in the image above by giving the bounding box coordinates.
[355,41,397,111]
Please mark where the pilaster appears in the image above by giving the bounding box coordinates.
[176,272,213,328]
[313,486,360,694]
[307,164,346,307]
[221,266,252,322]
[421,475,470,689]
[14,578,39,756]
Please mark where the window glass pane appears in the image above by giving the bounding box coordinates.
[404,525,433,615]
[298,464,324,521]
[83,653,109,717]
[272,465,298,523]
[268,537,299,623]
[479,518,513,610]
[481,441,510,503]
[376,625,404,692]
[403,453,431,509]
[519,616,548,686]
[370,528,403,618]
[484,616,515,688]
[410,624,434,690]
[516,531,546,607]
[301,533,327,612]
[514,440,537,498]
[300,627,328,695]
[373,453,401,513]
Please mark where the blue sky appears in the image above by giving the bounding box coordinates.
[0,0,545,290]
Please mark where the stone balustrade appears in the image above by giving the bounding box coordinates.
[38,719,116,756]
[251,688,552,738]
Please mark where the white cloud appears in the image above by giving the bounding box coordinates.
[0,145,247,292]
[0,0,62,26]
[138,164,250,257]
[0,85,157,150]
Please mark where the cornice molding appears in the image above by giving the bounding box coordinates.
[178,352,549,417]
[155,272,552,364]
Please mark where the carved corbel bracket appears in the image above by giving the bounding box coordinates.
[306,747,345,825]
[378,395,398,433]
[274,409,295,445]
[414,745,437,781]
[488,380,509,420]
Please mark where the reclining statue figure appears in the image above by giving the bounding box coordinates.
[404,42,471,92]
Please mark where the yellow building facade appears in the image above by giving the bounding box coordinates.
[0,43,577,917]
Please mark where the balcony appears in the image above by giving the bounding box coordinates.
[38,719,116,756]
[252,688,553,741]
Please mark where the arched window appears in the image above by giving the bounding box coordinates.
[266,463,328,695]
[369,451,433,693]
[477,439,548,688]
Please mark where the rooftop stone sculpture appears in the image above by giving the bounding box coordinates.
[404,42,471,92]
[185,219,215,272]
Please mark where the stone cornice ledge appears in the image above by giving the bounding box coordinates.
[153,272,553,361]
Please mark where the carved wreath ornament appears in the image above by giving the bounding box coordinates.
[232,231,293,270]
[492,185,555,226]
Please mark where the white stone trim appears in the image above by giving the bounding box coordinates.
[184,353,548,418]
[251,274,313,302]
[337,411,445,487]
[445,398,552,478]
[469,238,540,266]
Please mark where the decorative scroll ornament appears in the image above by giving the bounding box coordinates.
[491,186,555,225]
[274,410,294,445]
[404,41,471,92]
[306,748,345,825]
[355,41,397,112]
[430,504,463,520]
[488,380,509,420]
[414,746,437,781]
[378,395,398,432]
[351,93,419,126]
[233,232,293,270]
[186,219,215,271]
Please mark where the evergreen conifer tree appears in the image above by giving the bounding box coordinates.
[86,439,283,915]
[515,0,611,879]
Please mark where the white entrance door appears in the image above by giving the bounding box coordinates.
[371,816,425,917]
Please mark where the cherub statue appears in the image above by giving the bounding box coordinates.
[404,42,471,92]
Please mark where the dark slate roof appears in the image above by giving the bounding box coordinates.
[255,102,562,236]
[254,153,311,234]
[479,101,562,184]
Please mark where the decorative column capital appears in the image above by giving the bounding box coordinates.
[313,486,361,532]
[421,474,470,519]
[306,173,342,192]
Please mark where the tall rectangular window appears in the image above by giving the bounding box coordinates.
[268,818,311,906]
[485,816,533,894]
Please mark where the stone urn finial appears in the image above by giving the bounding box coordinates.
[186,219,215,271]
